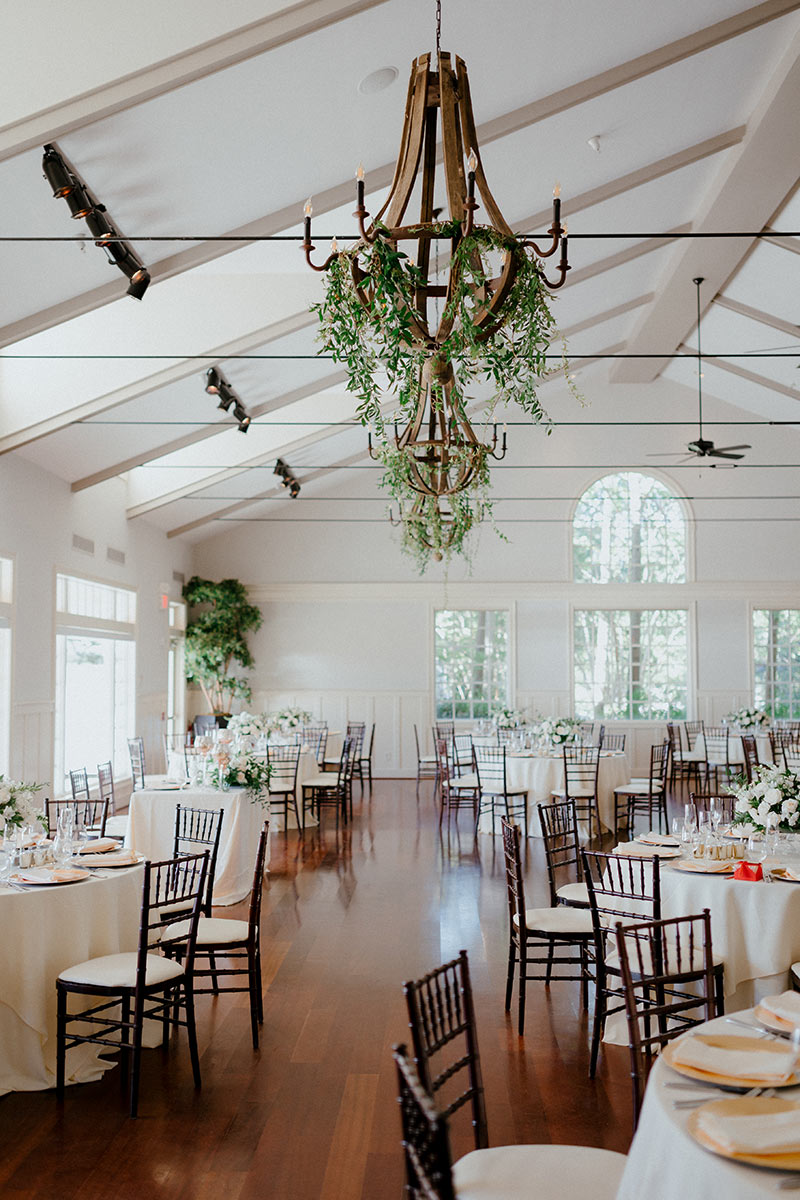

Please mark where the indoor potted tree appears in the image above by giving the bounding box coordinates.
[182,576,263,725]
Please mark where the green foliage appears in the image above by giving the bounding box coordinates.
[313,222,558,436]
[182,576,263,715]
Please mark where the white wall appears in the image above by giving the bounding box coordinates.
[1,452,190,786]
[190,376,800,776]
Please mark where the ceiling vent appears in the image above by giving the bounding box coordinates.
[107,546,125,565]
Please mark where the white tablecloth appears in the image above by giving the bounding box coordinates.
[660,859,800,1011]
[476,752,630,837]
[617,1011,800,1199]
[127,785,269,906]
[689,733,773,765]
[0,866,144,1095]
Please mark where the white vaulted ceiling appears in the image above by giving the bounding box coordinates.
[1,0,799,544]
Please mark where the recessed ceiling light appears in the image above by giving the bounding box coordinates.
[358,66,399,95]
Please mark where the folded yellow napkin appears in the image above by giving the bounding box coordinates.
[90,851,138,866]
[761,991,800,1028]
[773,866,800,882]
[674,1037,797,1082]
[697,1106,800,1155]
[674,859,733,874]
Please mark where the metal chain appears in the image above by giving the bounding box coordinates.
[435,0,441,59]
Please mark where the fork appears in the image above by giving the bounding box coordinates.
[672,1086,770,1110]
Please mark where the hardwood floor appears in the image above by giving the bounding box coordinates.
[0,779,636,1199]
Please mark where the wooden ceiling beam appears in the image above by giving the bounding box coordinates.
[0,1,791,348]
[611,29,800,383]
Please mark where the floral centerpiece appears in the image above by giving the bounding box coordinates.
[729,764,800,833]
[0,776,46,831]
[537,717,583,747]
[724,706,771,730]
[267,706,312,733]
[203,748,271,806]
[226,711,269,751]
[494,705,526,729]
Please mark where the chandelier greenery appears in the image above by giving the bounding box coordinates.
[305,42,570,570]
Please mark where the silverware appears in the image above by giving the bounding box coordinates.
[726,1016,791,1041]
[776,1177,800,1190]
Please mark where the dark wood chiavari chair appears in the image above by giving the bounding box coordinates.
[537,800,589,908]
[502,819,593,1035]
[689,791,734,826]
[613,741,670,837]
[403,949,488,1151]
[474,745,528,836]
[69,767,90,803]
[164,823,269,1049]
[551,746,601,841]
[56,851,208,1117]
[601,732,626,753]
[127,736,146,790]
[392,1045,626,1200]
[414,724,438,795]
[359,722,375,788]
[783,739,800,773]
[302,723,329,765]
[666,721,699,793]
[46,796,109,838]
[740,734,760,782]
[684,719,705,752]
[173,805,224,917]
[266,743,301,830]
[302,736,354,826]
[452,732,475,778]
[434,738,479,822]
[701,726,737,792]
[96,760,128,837]
[616,910,719,1129]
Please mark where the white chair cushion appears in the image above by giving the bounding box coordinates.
[605,936,723,974]
[303,774,339,789]
[557,881,590,907]
[789,963,800,985]
[551,787,595,798]
[104,815,129,838]
[513,906,593,936]
[58,952,184,989]
[419,755,437,764]
[614,781,661,795]
[452,773,479,789]
[452,1144,626,1199]
[164,916,249,946]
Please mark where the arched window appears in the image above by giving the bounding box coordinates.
[573,471,686,583]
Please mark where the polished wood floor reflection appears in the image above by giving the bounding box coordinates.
[0,780,635,1199]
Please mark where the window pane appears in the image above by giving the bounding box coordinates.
[573,472,686,583]
[54,634,136,791]
[56,573,136,625]
[434,610,508,722]
[754,610,800,719]
[574,609,687,721]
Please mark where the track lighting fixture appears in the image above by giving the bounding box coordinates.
[41,142,150,300]
[273,458,301,499]
[202,367,251,432]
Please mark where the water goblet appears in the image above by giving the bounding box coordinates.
[746,830,767,866]
[765,812,781,860]
[684,802,697,836]
[708,797,723,835]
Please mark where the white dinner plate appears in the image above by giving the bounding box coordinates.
[10,867,91,886]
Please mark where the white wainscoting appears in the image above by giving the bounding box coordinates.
[11,701,54,786]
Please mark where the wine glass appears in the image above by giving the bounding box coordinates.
[684,802,697,837]
[746,830,767,866]
[708,797,723,836]
[765,811,781,861]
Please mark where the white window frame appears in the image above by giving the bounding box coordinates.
[751,606,800,720]
[54,571,137,795]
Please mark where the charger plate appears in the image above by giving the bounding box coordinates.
[688,1096,800,1171]
[754,1003,798,1035]
[663,1034,800,1089]
[10,867,90,886]
[82,852,145,869]
[669,859,735,875]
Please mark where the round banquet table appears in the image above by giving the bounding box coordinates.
[0,865,144,1096]
[689,733,773,765]
[476,751,631,838]
[659,856,800,1013]
[617,1010,800,1199]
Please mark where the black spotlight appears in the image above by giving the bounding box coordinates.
[42,145,73,197]
[205,367,222,394]
[216,385,235,413]
[125,268,150,301]
[65,181,93,220]
[289,480,301,499]
[233,402,251,433]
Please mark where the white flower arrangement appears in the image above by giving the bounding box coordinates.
[226,711,269,739]
[537,717,583,746]
[266,706,312,732]
[202,748,272,805]
[493,705,526,729]
[729,764,800,833]
[0,775,46,831]
[724,706,771,730]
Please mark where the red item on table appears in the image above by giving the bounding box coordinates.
[733,861,763,881]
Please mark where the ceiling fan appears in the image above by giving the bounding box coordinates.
[649,276,751,464]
